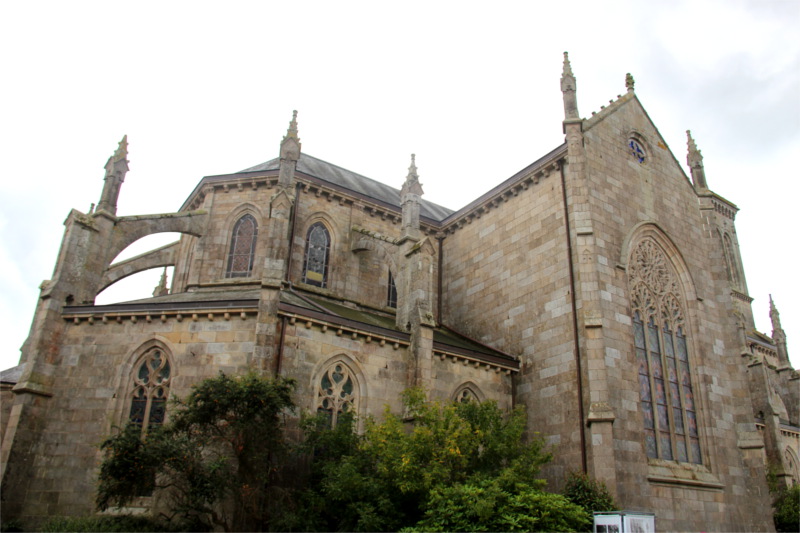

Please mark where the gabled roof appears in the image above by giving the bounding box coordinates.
[0,364,23,384]
[239,153,454,221]
[279,290,519,371]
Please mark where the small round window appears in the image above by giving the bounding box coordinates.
[629,139,646,164]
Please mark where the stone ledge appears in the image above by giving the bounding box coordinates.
[647,461,723,491]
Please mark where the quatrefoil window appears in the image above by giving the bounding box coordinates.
[629,139,646,164]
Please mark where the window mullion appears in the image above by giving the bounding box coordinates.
[659,326,680,462]
[645,325,661,458]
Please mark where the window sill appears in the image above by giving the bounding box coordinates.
[647,459,723,490]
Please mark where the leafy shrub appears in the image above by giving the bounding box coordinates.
[96,373,296,532]
[773,484,800,532]
[563,471,617,514]
[286,388,557,531]
[39,515,184,532]
[405,480,591,532]
[0,518,23,532]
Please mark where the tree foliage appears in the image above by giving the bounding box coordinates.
[98,382,591,532]
[562,471,617,514]
[284,388,587,532]
[772,484,800,532]
[97,373,296,532]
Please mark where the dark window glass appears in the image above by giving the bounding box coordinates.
[629,239,702,465]
[387,271,397,308]
[226,214,258,278]
[129,348,171,431]
[303,223,330,287]
[316,362,356,427]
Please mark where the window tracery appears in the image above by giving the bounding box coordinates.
[226,214,258,278]
[455,388,479,403]
[628,238,701,464]
[316,361,358,427]
[129,347,171,431]
[303,222,330,287]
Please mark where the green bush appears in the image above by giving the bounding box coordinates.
[563,471,617,514]
[405,480,591,532]
[0,518,24,532]
[96,372,296,532]
[39,515,180,532]
[286,388,558,531]
[773,484,800,532]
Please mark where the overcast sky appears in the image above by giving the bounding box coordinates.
[1,0,798,372]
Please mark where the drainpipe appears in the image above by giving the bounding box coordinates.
[559,159,588,474]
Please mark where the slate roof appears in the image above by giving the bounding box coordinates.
[239,153,454,221]
[0,364,22,384]
[279,290,518,369]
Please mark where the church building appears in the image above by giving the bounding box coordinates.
[1,53,798,531]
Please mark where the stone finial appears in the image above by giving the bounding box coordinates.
[686,130,708,189]
[402,154,424,197]
[408,153,418,177]
[625,73,635,93]
[278,110,301,186]
[769,294,790,366]
[284,110,299,141]
[153,267,170,297]
[111,135,128,163]
[770,295,783,332]
[562,51,574,78]
[97,135,130,215]
[400,154,423,241]
[560,52,579,121]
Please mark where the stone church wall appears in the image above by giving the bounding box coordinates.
[278,320,512,419]
[6,312,258,522]
[577,97,772,530]
[440,164,584,484]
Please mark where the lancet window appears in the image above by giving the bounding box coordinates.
[303,222,330,288]
[316,361,358,427]
[387,271,397,308]
[226,214,258,278]
[628,238,702,464]
[129,347,171,431]
[722,233,740,287]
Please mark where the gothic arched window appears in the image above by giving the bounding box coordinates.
[455,388,479,404]
[129,347,171,431]
[452,383,482,404]
[226,214,258,278]
[316,361,358,427]
[628,238,702,464]
[303,222,330,288]
[722,233,740,287]
[387,271,397,308]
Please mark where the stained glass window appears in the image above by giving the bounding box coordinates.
[226,214,258,278]
[129,348,171,432]
[628,238,702,464]
[316,362,357,427]
[303,223,330,288]
[629,139,646,164]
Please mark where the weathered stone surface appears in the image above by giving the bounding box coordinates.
[2,67,797,532]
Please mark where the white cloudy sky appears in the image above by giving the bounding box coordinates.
[1,0,798,372]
